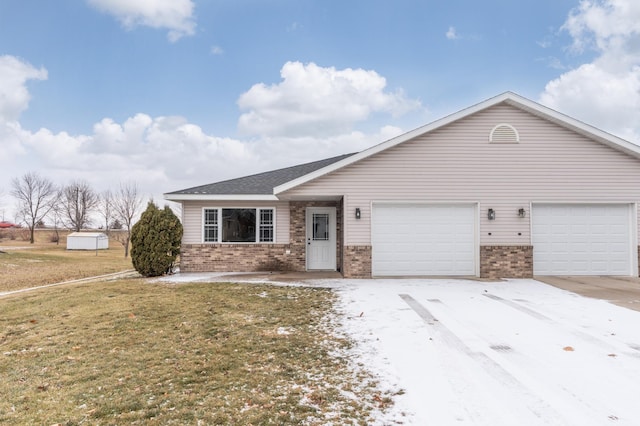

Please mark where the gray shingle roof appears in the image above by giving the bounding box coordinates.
[167,153,355,195]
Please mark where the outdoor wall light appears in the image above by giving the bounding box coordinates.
[518,208,526,218]
[355,207,361,219]
[488,208,496,220]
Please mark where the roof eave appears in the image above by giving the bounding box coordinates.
[163,193,279,202]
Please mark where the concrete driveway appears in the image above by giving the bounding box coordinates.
[331,278,640,425]
[536,276,640,312]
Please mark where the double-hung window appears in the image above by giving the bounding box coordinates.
[203,209,218,242]
[203,208,274,243]
[259,209,274,242]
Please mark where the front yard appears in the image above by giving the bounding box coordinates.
[0,280,391,425]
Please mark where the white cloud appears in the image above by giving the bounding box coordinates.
[541,0,640,143]
[562,0,640,56]
[237,61,422,137]
[537,40,551,48]
[446,26,460,40]
[87,0,196,42]
[0,55,47,123]
[210,45,224,55]
[287,22,301,32]
[541,64,640,142]
[0,113,258,207]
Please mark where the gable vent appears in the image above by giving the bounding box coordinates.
[489,123,520,143]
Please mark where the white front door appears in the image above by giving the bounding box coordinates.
[306,207,337,270]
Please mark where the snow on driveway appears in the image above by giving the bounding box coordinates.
[330,278,640,425]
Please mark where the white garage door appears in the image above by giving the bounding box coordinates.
[532,204,632,275]
[372,204,476,276]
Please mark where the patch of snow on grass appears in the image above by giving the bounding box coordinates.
[276,327,293,335]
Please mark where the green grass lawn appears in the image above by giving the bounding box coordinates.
[0,279,391,424]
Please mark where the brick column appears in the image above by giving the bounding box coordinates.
[343,245,372,278]
[480,245,533,279]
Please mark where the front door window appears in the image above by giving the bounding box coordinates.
[312,213,330,241]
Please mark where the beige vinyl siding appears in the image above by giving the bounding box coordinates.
[282,104,640,246]
[181,200,290,244]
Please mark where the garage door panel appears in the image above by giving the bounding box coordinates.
[533,204,631,276]
[372,204,475,276]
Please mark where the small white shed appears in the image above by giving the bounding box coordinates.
[66,232,109,250]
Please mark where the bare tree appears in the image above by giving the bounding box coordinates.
[0,187,5,221]
[99,189,114,234]
[10,172,58,244]
[112,181,143,257]
[49,201,64,245]
[59,180,99,232]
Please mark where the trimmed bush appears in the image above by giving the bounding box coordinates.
[130,202,183,277]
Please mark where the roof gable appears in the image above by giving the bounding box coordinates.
[273,92,640,194]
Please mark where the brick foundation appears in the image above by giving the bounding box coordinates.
[343,246,372,278]
[180,244,304,272]
[480,245,533,279]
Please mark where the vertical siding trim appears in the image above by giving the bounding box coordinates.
[528,201,534,247]
[474,202,480,277]
[632,203,639,276]
[343,194,349,271]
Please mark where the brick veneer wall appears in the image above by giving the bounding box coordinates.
[180,244,302,272]
[343,245,372,278]
[480,245,533,279]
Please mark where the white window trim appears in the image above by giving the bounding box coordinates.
[201,207,276,244]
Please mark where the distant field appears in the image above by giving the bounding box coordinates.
[0,229,133,292]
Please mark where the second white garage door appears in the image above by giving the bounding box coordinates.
[372,204,476,276]
[532,204,632,275]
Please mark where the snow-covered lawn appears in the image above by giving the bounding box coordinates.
[332,278,640,425]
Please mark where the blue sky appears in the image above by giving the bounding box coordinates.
[0,0,639,219]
